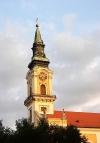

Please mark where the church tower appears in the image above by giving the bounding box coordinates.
[24,22,56,125]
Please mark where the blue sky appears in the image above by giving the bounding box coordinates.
[0,0,100,128]
[0,0,100,32]
[0,0,100,41]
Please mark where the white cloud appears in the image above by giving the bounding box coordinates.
[48,18,100,112]
[0,14,100,129]
[0,22,30,128]
[63,14,77,31]
[40,22,56,35]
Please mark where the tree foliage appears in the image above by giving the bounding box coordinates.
[0,118,87,143]
[0,120,14,143]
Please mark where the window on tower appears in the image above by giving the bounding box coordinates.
[29,109,32,122]
[30,87,32,96]
[41,84,46,95]
[41,107,47,111]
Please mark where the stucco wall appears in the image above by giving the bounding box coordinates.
[79,128,100,143]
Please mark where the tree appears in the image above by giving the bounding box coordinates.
[0,120,5,142]
[49,124,66,143]
[34,117,50,143]
[34,118,87,143]
[14,118,34,143]
[65,125,87,143]
[0,120,14,143]
[0,118,87,143]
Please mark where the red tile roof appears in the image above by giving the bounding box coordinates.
[44,110,100,128]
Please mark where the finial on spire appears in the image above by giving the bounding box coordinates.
[36,18,39,27]
[34,19,43,44]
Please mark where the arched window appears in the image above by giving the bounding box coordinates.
[41,84,46,95]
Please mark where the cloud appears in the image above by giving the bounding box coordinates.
[0,22,30,128]
[0,14,100,129]
[46,15,100,112]
[63,14,77,31]
[40,22,56,40]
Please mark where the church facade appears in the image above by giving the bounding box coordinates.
[24,23,100,143]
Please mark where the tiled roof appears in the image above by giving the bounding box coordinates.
[45,110,100,128]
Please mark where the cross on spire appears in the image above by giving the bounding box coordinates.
[36,18,39,27]
[36,18,38,23]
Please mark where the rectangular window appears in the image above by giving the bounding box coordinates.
[41,107,47,111]
[39,105,49,112]
[30,109,32,122]
[30,87,32,96]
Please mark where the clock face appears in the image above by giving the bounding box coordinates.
[39,72,47,81]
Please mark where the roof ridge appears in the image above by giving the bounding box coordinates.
[54,110,100,114]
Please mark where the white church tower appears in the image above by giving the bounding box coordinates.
[24,22,56,125]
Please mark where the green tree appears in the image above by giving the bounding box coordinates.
[34,118,50,143]
[0,120,14,143]
[34,118,87,143]
[65,125,87,143]
[49,124,66,143]
[0,120,5,142]
[0,118,87,143]
[14,118,34,143]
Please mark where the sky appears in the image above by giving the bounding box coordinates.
[0,0,100,129]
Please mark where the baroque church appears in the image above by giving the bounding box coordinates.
[24,22,100,143]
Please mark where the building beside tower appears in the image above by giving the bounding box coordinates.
[24,23,100,143]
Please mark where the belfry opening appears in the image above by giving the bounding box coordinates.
[41,84,46,95]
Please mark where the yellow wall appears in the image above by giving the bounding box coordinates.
[26,67,53,96]
[26,66,55,122]
[48,118,67,126]
[79,128,100,143]
[83,134,96,143]
[34,100,54,114]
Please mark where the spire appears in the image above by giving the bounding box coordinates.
[34,18,43,44]
[28,19,50,70]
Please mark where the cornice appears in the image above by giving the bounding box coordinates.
[24,94,56,106]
